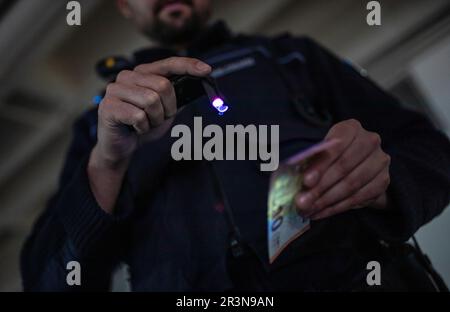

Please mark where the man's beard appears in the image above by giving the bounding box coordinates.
[146,12,205,47]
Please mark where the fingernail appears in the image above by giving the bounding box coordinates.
[304,171,319,187]
[296,193,313,208]
[196,62,211,72]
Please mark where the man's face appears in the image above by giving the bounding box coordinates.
[118,0,212,46]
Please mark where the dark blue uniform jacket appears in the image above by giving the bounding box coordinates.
[21,22,450,291]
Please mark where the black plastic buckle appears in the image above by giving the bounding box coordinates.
[230,237,246,259]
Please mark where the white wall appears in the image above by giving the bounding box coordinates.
[410,36,450,285]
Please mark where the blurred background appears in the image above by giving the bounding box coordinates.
[0,0,449,291]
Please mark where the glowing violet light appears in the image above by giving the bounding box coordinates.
[212,98,224,109]
[217,105,229,113]
[211,97,229,114]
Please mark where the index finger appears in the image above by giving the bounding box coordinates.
[285,139,341,166]
[301,139,350,187]
[134,57,212,77]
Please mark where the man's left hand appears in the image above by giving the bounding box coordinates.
[295,119,391,220]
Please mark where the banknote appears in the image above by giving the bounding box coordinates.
[267,139,340,263]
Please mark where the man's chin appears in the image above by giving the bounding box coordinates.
[146,14,204,47]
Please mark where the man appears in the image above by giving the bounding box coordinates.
[21,0,450,291]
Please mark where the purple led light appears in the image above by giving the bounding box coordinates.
[217,105,229,113]
[212,98,224,109]
[211,97,229,114]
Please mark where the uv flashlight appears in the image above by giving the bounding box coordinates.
[170,75,229,115]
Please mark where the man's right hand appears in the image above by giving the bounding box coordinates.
[96,57,212,166]
[88,57,212,213]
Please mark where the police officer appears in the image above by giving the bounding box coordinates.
[21,0,450,291]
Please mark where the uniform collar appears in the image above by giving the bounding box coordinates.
[133,21,233,64]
